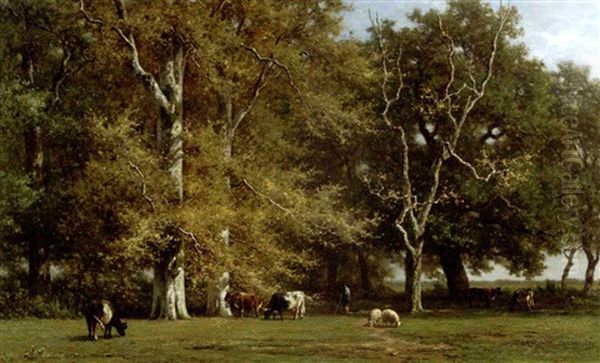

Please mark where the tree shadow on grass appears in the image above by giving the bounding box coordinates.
[68,335,91,342]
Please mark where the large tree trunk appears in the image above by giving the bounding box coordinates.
[357,249,372,299]
[437,243,469,302]
[149,43,190,320]
[150,240,190,319]
[582,245,599,296]
[561,248,578,290]
[404,248,423,313]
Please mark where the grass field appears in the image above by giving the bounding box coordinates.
[1,311,599,362]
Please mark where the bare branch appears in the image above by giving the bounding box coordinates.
[369,12,419,238]
[370,12,404,129]
[497,195,524,212]
[443,142,501,182]
[114,28,175,114]
[79,0,104,26]
[394,222,414,254]
[241,44,302,100]
[232,61,273,133]
[241,178,293,216]
[178,227,214,257]
[438,14,458,128]
[128,160,156,211]
[478,7,510,98]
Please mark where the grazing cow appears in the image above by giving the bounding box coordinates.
[510,288,534,312]
[264,291,306,320]
[225,292,263,318]
[468,287,501,308]
[83,300,127,341]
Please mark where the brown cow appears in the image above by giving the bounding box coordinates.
[225,292,263,318]
[468,287,501,308]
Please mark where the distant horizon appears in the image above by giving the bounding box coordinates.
[387,252,590,281]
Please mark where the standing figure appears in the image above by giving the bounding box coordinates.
[336,284,351,314]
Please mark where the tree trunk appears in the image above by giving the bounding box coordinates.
[205,115,234,316]
[582,245,599,296]
[561,248,578,290]
[404,248,423,313]
[437,243,469,302]
[27,232,49,296]
[205,230,232,317]
[150,241,190,319]
[326,255,339,298]
[357,249,372,299]
[24,116,45,297]
[149,43,190,320]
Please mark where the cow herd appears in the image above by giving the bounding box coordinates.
[469,287,535,311]
[224,290,308,320]
[83,287,538,341]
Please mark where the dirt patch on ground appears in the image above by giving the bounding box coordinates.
[366,327,455,361]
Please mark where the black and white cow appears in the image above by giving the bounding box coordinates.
[83,300,128,341]
[264,291,306,320]
[510,288,534,312]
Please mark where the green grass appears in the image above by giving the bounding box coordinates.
[1,312,599,362]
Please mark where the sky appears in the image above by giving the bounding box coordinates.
[343,0,600,280]
[343,0,600,78]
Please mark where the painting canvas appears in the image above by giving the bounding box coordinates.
[0,0,598,361]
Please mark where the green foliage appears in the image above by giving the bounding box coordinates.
[0,0,598,317]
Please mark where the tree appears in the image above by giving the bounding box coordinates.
[363,1,512,312]
[551,62,600,295]
[0,0,90,296]
[74,0,366,318]
[425,50,562,301]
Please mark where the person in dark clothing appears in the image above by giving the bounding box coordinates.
[335,284,351,314]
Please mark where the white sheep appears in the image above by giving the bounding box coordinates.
[368,308,382,327]
[381,309,401,327]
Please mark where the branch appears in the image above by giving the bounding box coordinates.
[79,0,104,26]
[232,61,273,133]
[370,12,404,129]
[563,246,580,259]
[478,7,510,98]
[394,221,414,254]
[438,14,458,128]
[498,195,524,212]
[49,39,72,107]
[241,44,303,101]
[443,142,501,182]
[114,28,175,114]
[128,160,156,211]
[78,0,173,114]
[178,227,214,258]
[241,178,293,216]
